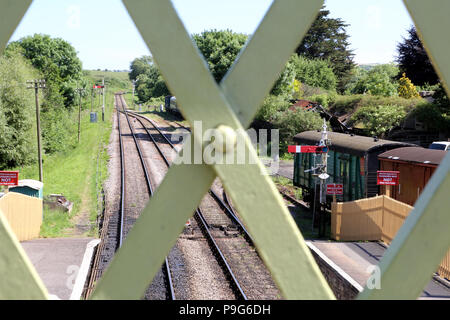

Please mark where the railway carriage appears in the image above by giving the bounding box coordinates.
[293,131,415,203]
[378,147,447,206]
[164,95,181,115]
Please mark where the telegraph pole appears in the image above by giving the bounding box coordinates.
[102,77,105,121]
[27,79,46,182]
[132,79,136,109]
[76,85,85,143]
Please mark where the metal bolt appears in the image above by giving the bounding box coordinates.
[213,124,237,154]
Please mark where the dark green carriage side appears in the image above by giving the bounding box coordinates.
[293,131,415,203]
[294,150,364,202]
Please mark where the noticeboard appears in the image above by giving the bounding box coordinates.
[0,171,19,186]
[326,183,343,195]
[377,171,400,185]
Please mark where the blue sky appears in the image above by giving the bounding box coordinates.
[9,0,414,70]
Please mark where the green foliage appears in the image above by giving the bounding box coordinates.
[192,29,248,83]
[291,55,337,91]
[254,95,291,122]
[0,51,39,169]
[412,101,450,131]
[398,73,420,99]
[308,92,337,108]
[296,6,355,92]
[349,64,399,97]
[148,96,165,106]
[350,105,407,137]
[8,34,83,109]
[129,56,152,81]
[330,94,422,115]
[40,106,76,154]
[128,55,170,103]
[271,57,296,96]
[272,109,324,150]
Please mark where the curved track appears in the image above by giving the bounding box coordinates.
[127,109,281,300]
[117,94,176,300]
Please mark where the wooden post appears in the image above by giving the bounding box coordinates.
[27,79,45,182]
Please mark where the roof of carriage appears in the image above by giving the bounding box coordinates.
[293,131,416,157]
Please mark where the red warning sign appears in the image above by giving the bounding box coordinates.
[0,171,19,186]
[377,171,400,185]
[326,184,343,195]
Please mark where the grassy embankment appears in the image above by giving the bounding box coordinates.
[15,71,129,238]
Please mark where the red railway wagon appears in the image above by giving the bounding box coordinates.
[378,147,447,206]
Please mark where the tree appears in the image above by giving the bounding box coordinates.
[8,34,83,109]
[129,56,153,81]
[6,34,82,154]
[0,50,39,168]
[398,73,419,99]
[192,29,248,83]
[350,64,399,97]
[296,7,355,92]
[291,55,337,91]
[134,64,170,102]
[351,105,406,137]
[396,26,439,86]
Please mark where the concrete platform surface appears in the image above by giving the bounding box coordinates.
[21,237,99,300]
[262,158,294,180]
[308,240,450,299]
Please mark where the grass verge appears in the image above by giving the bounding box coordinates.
[13,91,115,238]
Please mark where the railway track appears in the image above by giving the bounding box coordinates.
[127,108,281,300]
[85,94,175,300]
[127,110,247,300]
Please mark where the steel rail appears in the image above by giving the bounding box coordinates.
[116,94,126,249]
[126,109,247,300]
[134,112,253,242]
[117,94,175,300]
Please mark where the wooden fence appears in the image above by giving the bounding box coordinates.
[331,195,450,279]
[0,192,42,241]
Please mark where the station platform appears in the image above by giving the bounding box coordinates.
[307,240,450,299]
[20,237,99,300]
[262,158,294,180]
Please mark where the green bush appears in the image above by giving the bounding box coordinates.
[350,105,407,137]
[254,95,291,122]
[329,94,422,115]
[291,55,337,91]
[348,64,399,97]
[0,51,39,169]
[272,108,324,151]
[412,101,450,131]
[271,58,296,96]
[308,92,338,108]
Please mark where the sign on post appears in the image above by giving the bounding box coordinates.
[0,171,19,186]
[288,145,328,153]
[377,171,400,185]
[326,183,343,195]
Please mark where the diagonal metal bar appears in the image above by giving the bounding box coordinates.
[0,209,48,299]
[0,0,32,52]
[220,0,323,128]
[92,143,216,299]
[357,0,450,299]
[92,0,334,299]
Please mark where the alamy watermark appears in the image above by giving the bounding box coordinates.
[169,121,280,175]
